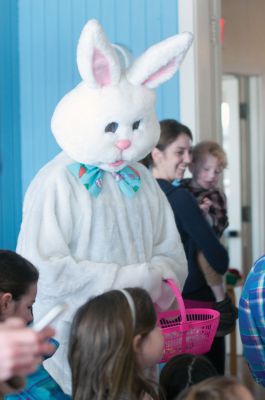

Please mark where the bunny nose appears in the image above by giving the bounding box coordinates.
[115,139,131,150]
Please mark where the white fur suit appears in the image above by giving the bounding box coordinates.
[17,20,193,393]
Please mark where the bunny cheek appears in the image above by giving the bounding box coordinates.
[51,86,116,163]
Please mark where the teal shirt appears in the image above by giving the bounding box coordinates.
[5,365,71,399]
[5,339,71,399]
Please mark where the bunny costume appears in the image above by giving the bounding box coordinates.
[17,20,193,393]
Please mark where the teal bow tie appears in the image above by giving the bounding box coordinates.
[67,163,141,198]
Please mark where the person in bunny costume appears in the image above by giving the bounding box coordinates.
[17,20,193,393]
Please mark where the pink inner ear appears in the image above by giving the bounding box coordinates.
[92,48,111,86]
[143,58,177,86]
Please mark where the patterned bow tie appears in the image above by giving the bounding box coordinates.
[67,163,141,198]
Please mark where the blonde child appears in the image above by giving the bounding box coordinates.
[176,376,254,400]
[182,141,237,336]
[68,288,164,400]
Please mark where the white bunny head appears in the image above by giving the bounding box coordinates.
[51,19,193,172]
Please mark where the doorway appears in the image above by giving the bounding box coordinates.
[221,74,263,355]
[221,75,253,278]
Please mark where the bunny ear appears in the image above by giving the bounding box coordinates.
[77,19,121,88]
[126,32,193,89]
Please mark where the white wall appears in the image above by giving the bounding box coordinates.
[179,0,222,143]
[222,0,265,75]
[222,0,265,262]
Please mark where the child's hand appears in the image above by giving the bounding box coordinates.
[199,197,213,214]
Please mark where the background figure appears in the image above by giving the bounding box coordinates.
[176,376,254,400]
[182,141,237,336]
[159,354,218,400]
[239,254,265,387]
[144,119,229,374]
[69,288,163,400]
[0,250,69,399]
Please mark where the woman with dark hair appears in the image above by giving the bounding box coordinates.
[143,119,229,374]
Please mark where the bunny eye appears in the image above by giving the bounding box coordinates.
[105,122,119,133]
[132,120,141,130]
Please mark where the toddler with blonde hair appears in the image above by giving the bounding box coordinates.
[182,141,237,336]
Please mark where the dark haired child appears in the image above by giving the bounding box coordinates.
[0,250,70,399]
[159,354,218,400]
[144,119,229,373]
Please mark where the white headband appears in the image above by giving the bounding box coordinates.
[119,289,136,328]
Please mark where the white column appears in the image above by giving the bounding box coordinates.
[178,0,222,143]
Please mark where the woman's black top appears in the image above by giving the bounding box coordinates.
[157,179,229,301]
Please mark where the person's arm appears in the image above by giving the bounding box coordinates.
[168,188,228,274]
[202,189,229,236]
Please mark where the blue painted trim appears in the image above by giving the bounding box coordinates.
[0,0,22,249]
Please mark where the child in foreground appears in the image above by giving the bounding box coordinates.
[0,250,70,399]
[176,376,254,400]
[68,288,164,400]
[182,141,237,336]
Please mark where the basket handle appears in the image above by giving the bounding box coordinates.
[164,279,187,323]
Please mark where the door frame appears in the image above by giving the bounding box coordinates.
[178,0,222,144]
[249,76,265,261]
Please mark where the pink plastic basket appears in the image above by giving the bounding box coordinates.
[158,279,220,363]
